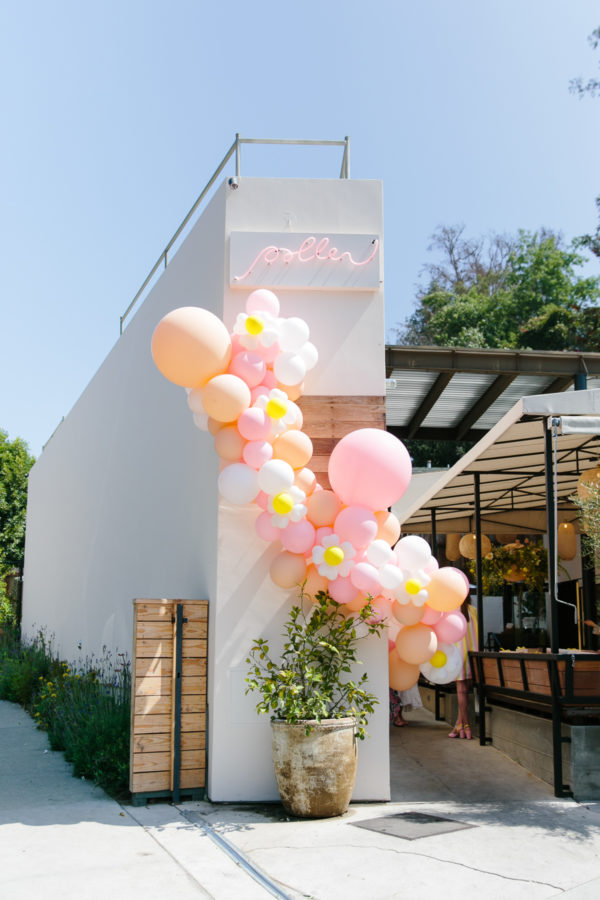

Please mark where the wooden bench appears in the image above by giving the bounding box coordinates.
[470,650,600,797]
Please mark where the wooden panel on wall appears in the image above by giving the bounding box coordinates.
[298,395,386,489]
[130,599,208,800]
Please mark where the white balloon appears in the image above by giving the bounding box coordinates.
[379,563,404,591]
[193,412,209,431]
[278,317,310,352]
[273,352,307,386]
[257,459,295,495]
[297,341,319,370]
[367,539,393,567]
[218,463,260,505]
[187,388,205,414]
[395,535,433,571]
[420,641,463,684]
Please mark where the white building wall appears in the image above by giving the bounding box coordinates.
[23,176,389,802]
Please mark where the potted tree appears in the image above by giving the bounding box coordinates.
[245,591,384,818]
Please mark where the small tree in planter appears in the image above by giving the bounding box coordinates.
[245,591,385,818]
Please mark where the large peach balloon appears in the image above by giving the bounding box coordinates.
[426,567,469,612]
[151,306,231,388]
[273,431,313,469]
[270,551,307,589]
[392,601,425,626]
[395,623,437,665]
[295,467,317,496]
[389,653,420,692]
[303,565,329,598]
[213,425,245,461]
[201,374,251,422]
[375,510,401,546]
[306,490,342,527]
[328,429,412,510]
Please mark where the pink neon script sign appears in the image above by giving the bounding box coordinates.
[234,236,379,282]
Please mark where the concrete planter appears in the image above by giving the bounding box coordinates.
[271,718,358,818]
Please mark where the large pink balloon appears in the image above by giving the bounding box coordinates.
[334,506,377,548]
[280,520,316,554]
[151,307,232,388]
[328,429,412,510]
[434,611,468,643]
[328,575,359,604]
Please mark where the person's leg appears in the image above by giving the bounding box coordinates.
[456,679,472,738]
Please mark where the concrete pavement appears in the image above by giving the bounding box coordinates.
[1,699,600,899]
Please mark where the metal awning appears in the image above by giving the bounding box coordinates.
[393,389,600,535]
[385,346,600,442]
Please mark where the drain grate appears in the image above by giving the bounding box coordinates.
[351,811,474,841]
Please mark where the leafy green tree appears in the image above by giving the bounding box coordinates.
[396,226,600,350]
[570,26,600,99]
[0,430,35,572]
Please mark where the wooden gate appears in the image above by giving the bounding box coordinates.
[129,598,208,804]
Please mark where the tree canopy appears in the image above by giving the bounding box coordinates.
[396,226,600,351]
[0,430,35,573]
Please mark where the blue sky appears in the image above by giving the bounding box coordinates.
[1,0,599,457]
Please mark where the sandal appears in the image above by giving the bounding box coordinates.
[463,723,472,740]
[448,723,462,738]
[393,717,407,727]
[459,724,466,739]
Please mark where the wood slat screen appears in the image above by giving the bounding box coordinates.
[298,395,386,489]
[130,599,208,800]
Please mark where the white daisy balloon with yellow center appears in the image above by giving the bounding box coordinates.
[268,486,307,529]
[312,533,356,580]
[233,310,279,351]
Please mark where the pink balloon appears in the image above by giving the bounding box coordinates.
[334,506,378,549]
[246,289,280,317]
[350,562,381,595]
[423,557,440,573]
[251,385,271,403]
[448,567,471,593]
[314,526,334,544]
[434,611,468,643]
[243,440,273,469]
[328,575,359,604]
[328,429,412,510]
[280,520,316,554]
[255,342,281,365]
[229,351,266,388]
[368,596,393,624]
[256,491,269,510]
[421,605,443,625]
[255,511,282,543]
[237,407,271,441]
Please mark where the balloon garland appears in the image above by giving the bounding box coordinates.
[151,289,470,691]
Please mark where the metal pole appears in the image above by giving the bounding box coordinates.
[545,423,559,654]
[235,133,241,176]
[474,473,487,746]
[344,136,350,178]
[430,508,438,561]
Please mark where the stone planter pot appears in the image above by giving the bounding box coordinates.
[271,717,358,818]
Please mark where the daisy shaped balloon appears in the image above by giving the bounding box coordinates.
[254,388,301,436]
[268,485,307,529]
[312,533,356,581]
[233,310,279,351]
[420,641,463,684]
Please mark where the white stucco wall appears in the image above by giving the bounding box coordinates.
[23,176,389,802]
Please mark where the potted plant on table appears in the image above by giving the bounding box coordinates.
[245,590,384,818]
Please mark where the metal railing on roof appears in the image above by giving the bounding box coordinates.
[119,134,351,334]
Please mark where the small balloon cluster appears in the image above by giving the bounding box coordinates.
[151,289,470,692]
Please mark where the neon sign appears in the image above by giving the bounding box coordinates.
[229,232,381,290]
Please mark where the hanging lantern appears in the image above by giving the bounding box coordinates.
[445,533,461,561]
[459,532,492,559]
[557,522,577,560]
[577,466,600,500]
[495,534,516,545]
[505,564,525,583]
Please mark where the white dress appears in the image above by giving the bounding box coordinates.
[399,683,423,711]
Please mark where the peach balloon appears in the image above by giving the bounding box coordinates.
[389,652,421,692]
[151,306,231,388]
[201,374,251,423]
[213,425,245,461]
[375,510,401,546]
[426,568,469,612]
[277,381,304,401]
[392,601,425,626]
[395,623,437,665]
[208,417,227,436]
[273,431,313,469]
[295,467,317,496]
[303,564,329,598]
[344,592,369,613]
[306,490,342,527]
[270,551,307,589]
